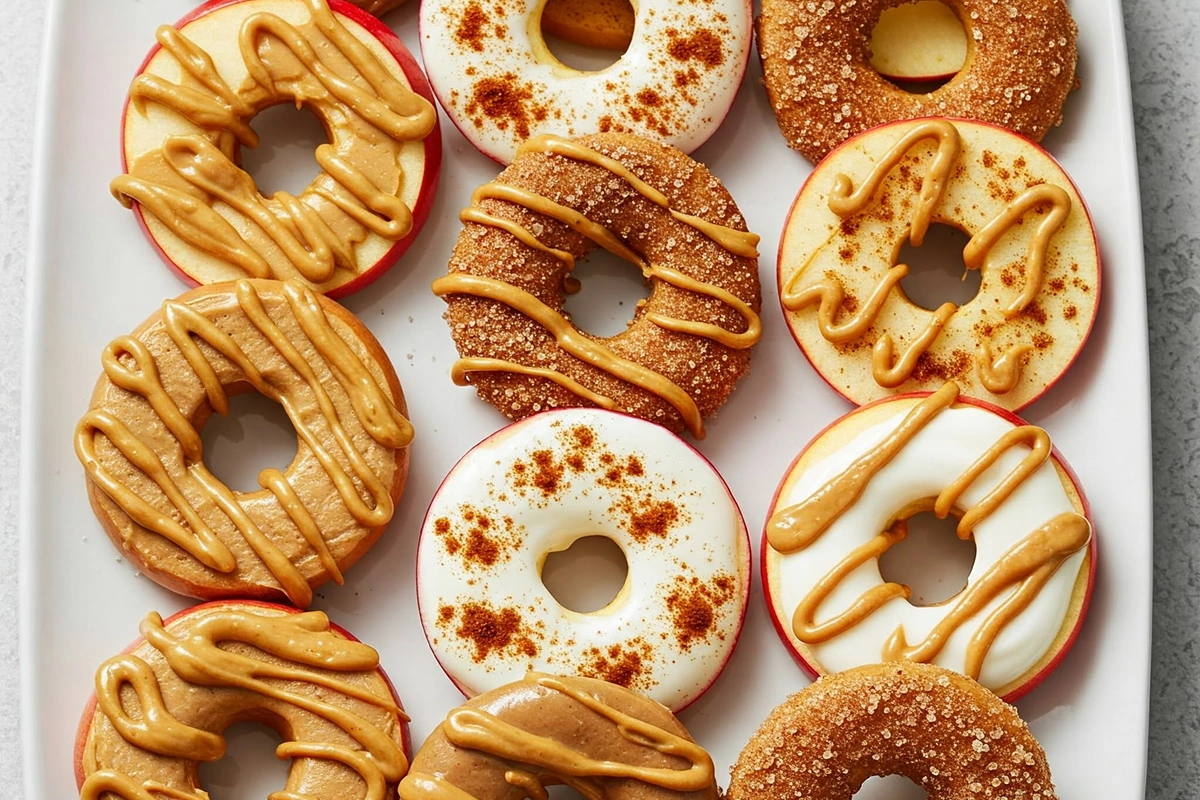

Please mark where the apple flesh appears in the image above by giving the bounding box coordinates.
[119,0,442,299]
[870,1,968,83]
[776,117,1101,412]
[760,392,1097,703]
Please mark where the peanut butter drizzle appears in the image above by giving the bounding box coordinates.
[450,358,622,411]
[766,382,961,554]
[83,607,407,800]
[963,184,1072,318]
[881,511,1091,678]
[74,280,410,607]
[113,0,437,281]
[444,141,762,428]
[400,673,713,800]
[792,521,911,644]
[934,425,1052,539]
[781,265,908,343]
[827,119,961,247]
[769,384,1088,677]
[871,301,957,387]
[433,273,706,438]
[506,770,550,800]
[516,135,761,258]
[977,341,1033,394]
[80,772,207,800]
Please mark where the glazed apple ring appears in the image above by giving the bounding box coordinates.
[778,117,1099,410]
[762,383,1095,699]
[75,601,410,800]
[74,279,411,607]
[418,0,751,163]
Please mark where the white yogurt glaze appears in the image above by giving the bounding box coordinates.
[417,408,750,711]
[418,0,751,163]
[765,399,1091,692]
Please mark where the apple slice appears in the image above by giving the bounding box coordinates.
[115,0,442,299]
[414,408,751,712]
[75,600,411,795]
[870,1,967,83]
[777,117,1100,411]
[761,390,1097,702]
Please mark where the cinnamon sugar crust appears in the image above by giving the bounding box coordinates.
[728,662,1057,800]
[439,133,761,435]
[757,0,1078,162]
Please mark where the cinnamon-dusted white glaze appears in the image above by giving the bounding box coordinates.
[76,602,409,800]
[763,388,1094,698]
[75,279,410,607]
[416,409,750,712]
[417,0,750,163]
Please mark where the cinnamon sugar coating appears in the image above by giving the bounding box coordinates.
[728,662,1057,799]
[439,133,761,435]
[757,0,1078,162]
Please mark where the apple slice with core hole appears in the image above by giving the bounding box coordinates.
[777,117,1100,412]
[116,0,442,299]
[761,391,1096,703]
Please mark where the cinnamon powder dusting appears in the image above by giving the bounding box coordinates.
[435,506,523,569]
[440,601,541,663]
[455,1,489,52]
[467,75,547,139]
[665,573,736,650]
[579,639,656,691]
[614,496,680,543]
[666,28,725,68]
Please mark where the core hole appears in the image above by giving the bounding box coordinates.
[870,0,966,94]
[895,222,980,311]
[853,774,928,799]
[877,511,976,607]
[539,0,633,71]
[241,104,329,197]
[541,535,629,613]
[561,248,652,338]
[198,721,289,800]
[200,391,298,493]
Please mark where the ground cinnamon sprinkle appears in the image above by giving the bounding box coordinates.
[466,75,547,139]
[579,639,655,691]
[531,449,563,495]
[455,1,489,52]
[666,28,724,68]
[665,573,736,650]
[436,506,523,568]
[444,601,541,662]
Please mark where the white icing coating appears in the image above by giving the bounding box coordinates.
[417,0,751,163]
[764,400,1090,692]
[416,408,750,711]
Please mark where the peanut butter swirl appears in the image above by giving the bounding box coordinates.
[113,0,436,285]
[74,279,410,607]
[80,605,408,800]
[437,135,761,439]
[782,119,1075,393]
[399,673,715,800]
[768,385,1091,677]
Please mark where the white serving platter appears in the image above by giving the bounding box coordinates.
[20,0,1151,797]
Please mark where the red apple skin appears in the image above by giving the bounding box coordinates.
[412,408,752,713]
[419,0,752,165]
[759,391,1097,703]
[776,116,1102,414]
[74,599,411,790]
[120,0,443,300]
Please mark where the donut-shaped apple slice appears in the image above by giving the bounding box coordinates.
[114,0,442,298]
[761,385,1096,701]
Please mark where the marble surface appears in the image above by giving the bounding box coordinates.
[1,1,1198,796]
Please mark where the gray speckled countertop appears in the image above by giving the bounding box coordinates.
[2,1,1198,796]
